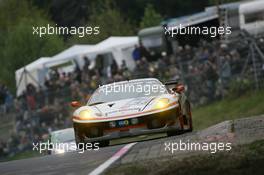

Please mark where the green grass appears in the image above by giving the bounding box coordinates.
[4,151,42,162]
[192,90,264,130]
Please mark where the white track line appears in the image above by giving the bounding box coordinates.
[89,142,137,175]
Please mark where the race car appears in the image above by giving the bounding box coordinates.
[72,78,192,146]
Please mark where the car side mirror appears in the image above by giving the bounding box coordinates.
[165,80,185,94]
[71,101,81,108]
[174,84,185,93]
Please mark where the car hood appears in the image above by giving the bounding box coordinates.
[93,96,155,117]
[73,94,178,122]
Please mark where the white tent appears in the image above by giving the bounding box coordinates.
[15,36,138,96]
[94,36,138,70]
[43,44,93,69]
[45,36,138,71]
[15,57,51,96]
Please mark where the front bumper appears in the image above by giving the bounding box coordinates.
[74,107,181,143]
[83,124,181,142]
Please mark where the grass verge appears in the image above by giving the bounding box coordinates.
[2,151,41,162]
[192,90,264,130]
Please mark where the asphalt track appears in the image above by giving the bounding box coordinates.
[0,131,223,175]
[0,143,126,175]
[0,134,165,175]
[0,115,263,175]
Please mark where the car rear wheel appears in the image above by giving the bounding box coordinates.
[167,109,184,137]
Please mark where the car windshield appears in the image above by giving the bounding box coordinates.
[88,80,168,105]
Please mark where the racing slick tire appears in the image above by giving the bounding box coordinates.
[167,110,184,137]
[167,100,193,136]
[97,140,110,147]
[74,127,85,149]
[167,129,184,137]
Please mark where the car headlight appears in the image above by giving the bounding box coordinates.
[155,98,170,109]
[79,110,93,120]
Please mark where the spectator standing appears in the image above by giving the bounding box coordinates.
[132,45,141,62]
[220,56,231,88]
[139,42,151,61]
[83,56,90,73]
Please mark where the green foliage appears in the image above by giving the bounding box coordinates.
[0,0,64,90]
[3,19,64,69]
[140,4,163,28]
[208,0,241,5]
[68,1,134,45]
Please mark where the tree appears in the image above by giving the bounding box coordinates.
[68,0,134,45]
[0,0,65,90]
[3,18,64,70]
[209,0,241,5]
[140,4,163,28]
